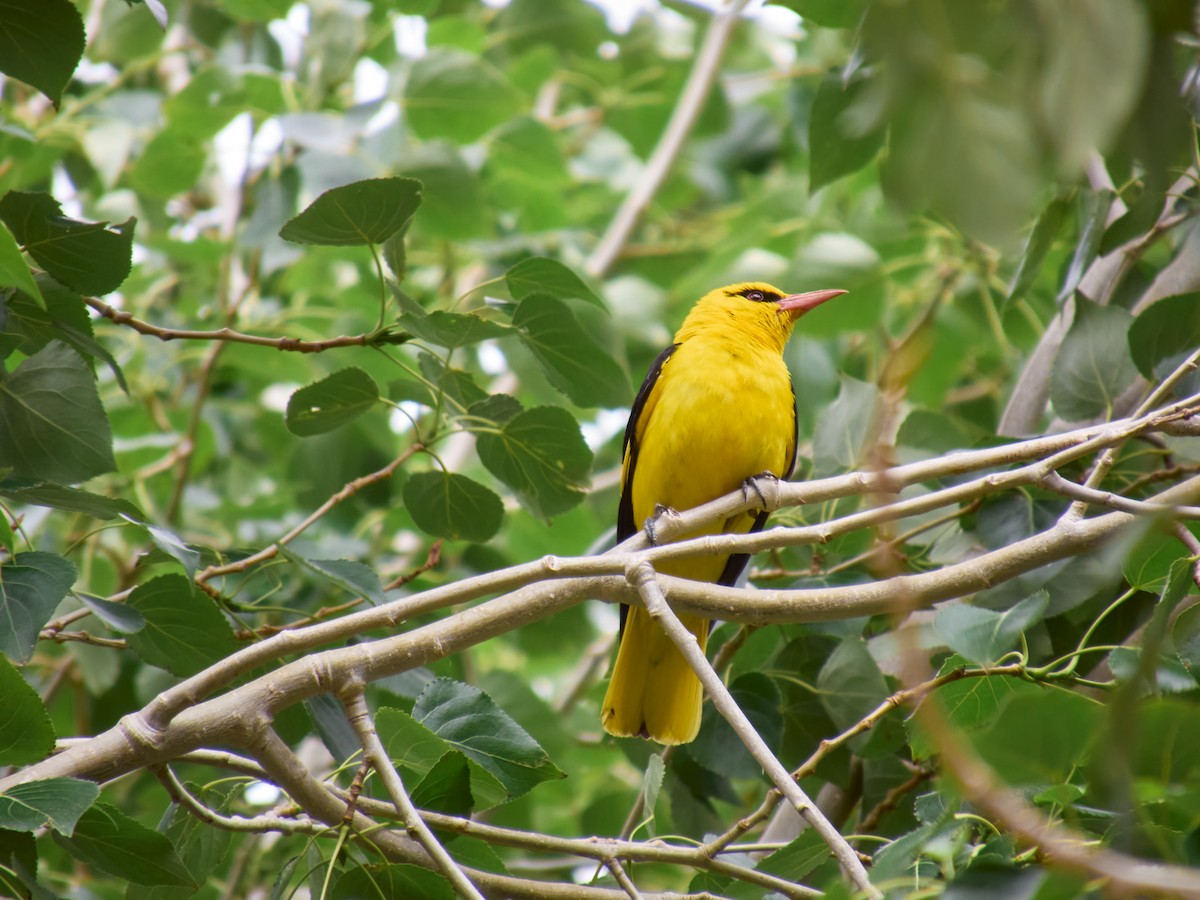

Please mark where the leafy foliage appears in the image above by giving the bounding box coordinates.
[1,1,1199,898]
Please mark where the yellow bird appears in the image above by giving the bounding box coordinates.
[601,282,847,745]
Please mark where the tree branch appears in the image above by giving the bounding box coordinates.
[626,562,878,898]
[585,0,752,277]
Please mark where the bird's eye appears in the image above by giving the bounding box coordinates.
[745,290,764,302]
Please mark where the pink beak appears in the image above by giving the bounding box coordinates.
[776,288,848,316]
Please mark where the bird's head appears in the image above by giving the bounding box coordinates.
[679,281,848,352]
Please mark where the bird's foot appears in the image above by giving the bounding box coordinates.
[742,472,781,512]
[644,503,682,545]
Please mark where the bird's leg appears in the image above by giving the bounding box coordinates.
[644,503,682,545]
[742,472,781,513]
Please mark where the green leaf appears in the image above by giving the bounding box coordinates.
[973,688,1101,786]
[401,310,512,348]
[378,707,456,776]
[124,518,201,578]
[280,548,386,606]
[0,653,54,765]
[402,471,503,543]
[76,592,145,634]
[512,294,628,407]
[808,69,885,192]
[0,551,76,664]
[691,673,782,780]
[404,49,523,144]
[0,192,134,295]
[641,753,665,835]
[0,0,85,104]
[467,394,522,428]
[1123,525,1191,592]
[816,637,895,755]
[756,830,830,884]
[413,678,565,802]
[934,592,1048,665]
[377,706,507,810]
[876,48,1041,244]
[1061,189,1115,300]
[1108,646,1197,693]
[0,223,43,307]
[55,802,191,887]
[1050,297,1138,421]
[1006,193,1072,308]
[485,118,570,231]
[775,0,866,28]
[475,406,593,518]
[279,178,423,246]
[0,341,116,483]
[811,375,879,477]
[1128,293,1200,379]
[127,783,235,900]
[0,778,97,836]
[416,353,488,409]
[129,128,207,200]
[1129,698,1200,786]
[382,223,410,283]
[285,368,380,436]
[0,477,141,520]
[331,864,454,900]
[163,66,255,140]
[1031,0,1147,176]
[218,0,291,22]
[397,149,487,241]
[1,284,129,392]
[505,257,604,309]
[305,693,360,763]
[124,575,238,677]
[411,750,474,816]
[908,667,1033,761]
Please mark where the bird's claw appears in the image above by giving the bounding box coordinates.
[644,503,681,546]
[742,472,780,511]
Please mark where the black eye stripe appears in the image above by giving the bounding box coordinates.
[740,289,780,303]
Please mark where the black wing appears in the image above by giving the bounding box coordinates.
[617,342,678,542]
[616,342,677,635]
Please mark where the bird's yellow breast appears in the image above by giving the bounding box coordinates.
[626,331,795,580]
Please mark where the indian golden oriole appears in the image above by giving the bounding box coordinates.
[601,282,847,745]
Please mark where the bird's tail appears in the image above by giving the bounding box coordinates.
[600,606,708,745]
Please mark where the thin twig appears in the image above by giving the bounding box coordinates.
[165,339,224,524]
[701,664,1028,856]
[153,764,316,833]
[1063,348,1200,522]
[626,562,879,899]
[586,0,752,277]
[604,859,644,900]
[1040,471,1200,518]
[195,444,423,591]
[384,539,443,590]
[85,296,381,353]
[857,766,933,833]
